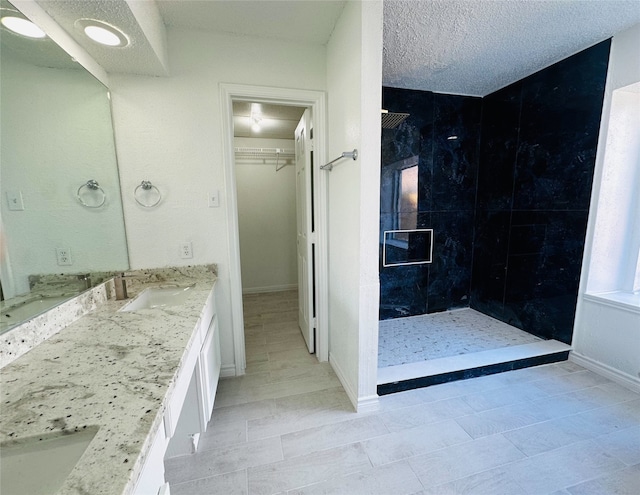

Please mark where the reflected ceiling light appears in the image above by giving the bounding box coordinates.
[447,135,458,140]
[0,12,46,38]
[251,116,262,133]
[250,103,263,133]
[75,19,129,47]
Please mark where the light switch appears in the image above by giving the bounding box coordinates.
[208,190,220,208]
[6,191,24,211]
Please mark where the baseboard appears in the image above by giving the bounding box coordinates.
[356,395,380,413]
[569,352,640,393]
[329,352,358,411]
[242,284,298,295]
[220,364,237,378]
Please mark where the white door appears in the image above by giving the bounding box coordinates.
[295,110,315,353]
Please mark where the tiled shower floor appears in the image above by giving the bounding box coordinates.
[378,308,542,368]
[377,308,572,391]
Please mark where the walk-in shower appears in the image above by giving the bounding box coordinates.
[378,39,609,393]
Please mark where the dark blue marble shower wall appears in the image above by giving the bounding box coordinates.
[380,39,610,345]
[380,88,482,319]
[471,40,610,344]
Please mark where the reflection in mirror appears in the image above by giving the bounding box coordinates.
[0,0,129,331]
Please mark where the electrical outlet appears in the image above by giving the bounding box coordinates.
[56,247,72,266]
[180,242,193,259]
[208,190,220,208]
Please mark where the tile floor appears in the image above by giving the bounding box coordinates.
[165,290,640,494]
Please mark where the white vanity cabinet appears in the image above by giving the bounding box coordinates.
[196,287,221,425]
[133,284,220,495]
[197,311,221,429]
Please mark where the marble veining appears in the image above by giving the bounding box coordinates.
[0,265,217,495]
[381,41,610,347]
[380,88,482,320]
[472,40,610,344]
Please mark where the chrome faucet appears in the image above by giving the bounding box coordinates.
[77,273,91,291]
[113,273,142,300]
[113,273,129,300]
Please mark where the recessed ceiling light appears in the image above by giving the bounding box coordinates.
[75,19,129,47]
[0,13,46,39]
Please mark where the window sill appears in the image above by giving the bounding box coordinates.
[583,291,640,315]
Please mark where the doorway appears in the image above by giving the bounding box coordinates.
[220,84,329,376]
[233,102,317,352]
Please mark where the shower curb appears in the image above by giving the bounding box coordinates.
[377,350,570,395]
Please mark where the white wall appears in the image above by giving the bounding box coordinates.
[326,0,383,410]
[109,27,326,373]
[572,24,640,391]
[234,137,297,293]
[0,53,128,296]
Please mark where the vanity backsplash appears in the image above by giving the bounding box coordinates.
[0,281,111,368]
[0,265,218,369]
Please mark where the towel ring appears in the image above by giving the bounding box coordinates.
[134,180,162,208]
[77,179,106,208]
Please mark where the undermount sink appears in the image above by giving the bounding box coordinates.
[0,427,98,495]
[119,285,194,312]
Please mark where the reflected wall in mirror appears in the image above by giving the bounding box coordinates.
[0,0,128,320]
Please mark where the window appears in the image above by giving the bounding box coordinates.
[586,81,640,308]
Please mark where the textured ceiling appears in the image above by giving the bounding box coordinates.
[10,1,640,97]
[384,0,640,96]
[33,0,168,76]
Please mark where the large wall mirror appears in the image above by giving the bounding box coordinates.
[0,0,129,326]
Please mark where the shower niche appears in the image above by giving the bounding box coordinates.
[383,229,433,267]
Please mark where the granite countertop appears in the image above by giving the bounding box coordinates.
[0,265,218,495]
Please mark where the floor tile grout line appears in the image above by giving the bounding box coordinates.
[167,468,249,491]
[405,455,429,492]
[168,289,640,494]
[556,456,634,494]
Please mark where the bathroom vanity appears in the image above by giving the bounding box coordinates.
[0,266,220,495]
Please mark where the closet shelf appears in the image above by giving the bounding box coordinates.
[234,147,295,159]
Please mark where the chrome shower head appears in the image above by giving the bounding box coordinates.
[381,109,410,128]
